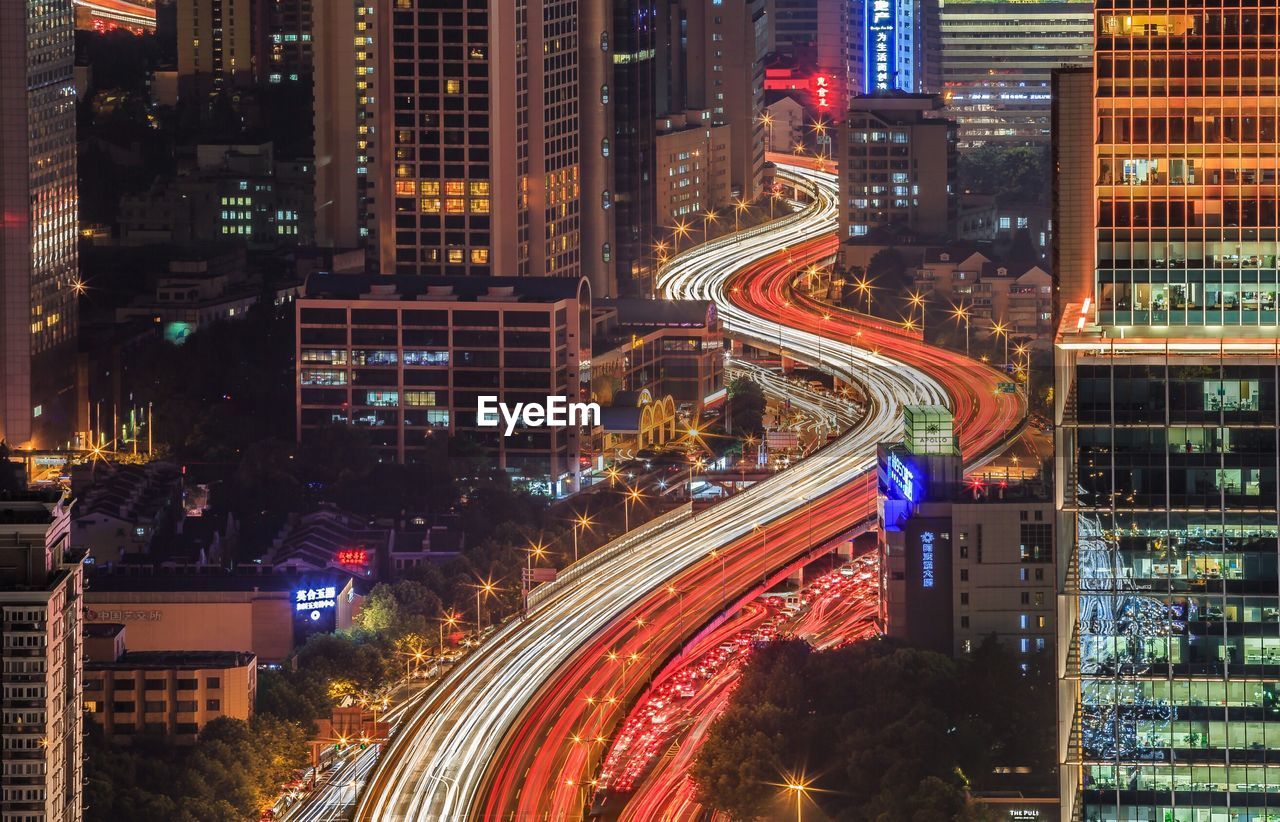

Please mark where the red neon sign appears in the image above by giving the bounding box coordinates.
[812,75,833,109]
[337,549,369,566]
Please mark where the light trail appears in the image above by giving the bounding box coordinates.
[356,162,1023,821]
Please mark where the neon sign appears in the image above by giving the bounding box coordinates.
[887,452,917,503]
[337,549,368,566]
[812,74,832,109]
[296,586,337,612]
[866,0,895,92]
[921,531,935,588]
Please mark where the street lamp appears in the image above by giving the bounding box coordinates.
[759,111,775,152]
[853,275,874,315]
[733,197,749,233]
[908,290,927,337]
[950,302,972,358]
[623,486,644,532]
[572,512,594,562]
[438,610,460,660]
[709,548,727,608]
[672,220,691,253]
[474,578,497,634]
[702,208,719,242]
[783,776,813,822]
[991,320,1010,372]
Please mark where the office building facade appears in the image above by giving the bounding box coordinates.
[0,493,84,822]
[1057,8,1280,821]
[0,0,79,450]
[940,1,1092,146]
[296,273,592,496]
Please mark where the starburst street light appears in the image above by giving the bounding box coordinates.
[990,320,1010,372]
[950,302,972,358]
[571,511,594,562]
[908,290,927,336]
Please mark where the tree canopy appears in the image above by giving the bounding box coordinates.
[691,637,1053,821]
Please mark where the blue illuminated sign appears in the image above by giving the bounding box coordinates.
[865,0,896,92]
[887,452,917,503]
[920,531,935,588]
[295,586,336,613]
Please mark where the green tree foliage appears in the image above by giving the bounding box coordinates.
[957,145,1051,205]
[727,376,766,436]
[84,716,309,822]
[692,637,1053,821]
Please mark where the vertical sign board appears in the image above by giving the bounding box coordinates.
[865,0,896,92]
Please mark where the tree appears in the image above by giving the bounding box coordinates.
[726,376,766,436]
[692,638,1045,821]
[957,145,1050,205]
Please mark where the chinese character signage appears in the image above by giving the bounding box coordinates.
[811,74,833,109]
[295,586,337,612]
[338,548,369,566]
[865,0,896,92]
[920,531,935,588]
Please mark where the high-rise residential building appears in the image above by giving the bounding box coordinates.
[377,0,582,280]
[0,0,79,450]
[313,0,385,259]
[260,0,314,85]
[1057,8,1280,821]
[0,492,84,822]
[177,0,257,97]
[683,0,769,202]
[940,0,1092,146]
[837,94,955,248]
[654,110,731,227]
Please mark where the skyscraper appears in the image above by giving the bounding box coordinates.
[313,0,385,258]
[683,0,769,202]
[1057,8,1280,819]
[0,493,84,822]
[176,0,257,97]
[609,0,658,289]
[377,0,583,280]
[0,0,79,449]
[940,0,1091,145]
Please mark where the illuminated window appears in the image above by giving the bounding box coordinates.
[470,248,489,264]
[445,198,465,213]
[469,181,490,196]
[445,79,462,94]
[445,180,465,197]
[471,198,490,213]
[420,181,440,196]
[421,198,441,213]
[447,249,464,263]
[396,164,411,178]
[395,180,416,196]
[405,391,437,407]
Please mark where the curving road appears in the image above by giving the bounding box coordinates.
[355,162,1022,821]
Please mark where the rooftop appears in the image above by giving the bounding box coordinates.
[303,272,588,304]
[87,649,256,671]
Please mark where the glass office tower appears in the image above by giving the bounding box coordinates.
[1057,7,1280,822]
